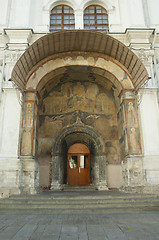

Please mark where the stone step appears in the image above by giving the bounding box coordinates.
[0,206,159,214]
[9,193,157,200]
[0,201,159,209]
[0,191,159,213]
[1,197,159,204]
[63,185,97,191]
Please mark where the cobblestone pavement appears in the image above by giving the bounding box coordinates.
[0,212,159,240]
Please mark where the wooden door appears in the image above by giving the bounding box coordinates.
[68,143,90,185]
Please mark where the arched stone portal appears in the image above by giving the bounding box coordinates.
[11,30,148,194]
[51,126,106,189]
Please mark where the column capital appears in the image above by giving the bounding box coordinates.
[119,90,135,103]
[24,91,38,102]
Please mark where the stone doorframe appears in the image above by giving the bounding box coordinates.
[51,125,107,190]
[11,31,148,194]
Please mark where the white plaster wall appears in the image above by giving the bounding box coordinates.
[9,0,30,28]
[140,89,159,156]
[1,0,159,32]
[127,0,145,27]
[0,88,21,197]
[0,89,21,157]
[106,164,122,189]
[143,156,159,185]
[147,0,159,27]
[139,89,159,185]
[118,0,130,31]
[0,0,8,28]
[0,158,20,187]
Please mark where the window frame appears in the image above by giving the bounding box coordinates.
[50,5,75,32]
[84,5,109,32]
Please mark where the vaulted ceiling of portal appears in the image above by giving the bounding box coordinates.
[11,30,148,92]
[38,66,120,101]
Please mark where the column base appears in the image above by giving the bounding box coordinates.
[51,182,62,190]
[0,187,20,198]
[96,184,108,190]
[19,157,39,195]
[122,155,145,189]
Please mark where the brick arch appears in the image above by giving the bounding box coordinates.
[82,0,113,11]
[26,54,134,94]
[11,30,148,92]
[44,0,76,11]
[36,65,123,97]
[53,126,105,154]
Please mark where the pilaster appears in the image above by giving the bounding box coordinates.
[19,91,39,194]
[119,90,144,190]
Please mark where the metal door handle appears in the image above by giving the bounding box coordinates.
[79,167,80,173]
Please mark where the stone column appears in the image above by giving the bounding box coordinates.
[51,154,61,190]
[119,91,142,155]
[19,91,39,194]
[119,91,144,190]
[93,154,108,190]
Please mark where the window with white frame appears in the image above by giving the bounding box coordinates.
[50,5,75,32]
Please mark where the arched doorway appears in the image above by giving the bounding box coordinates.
[68,143,90,185]
[51,126,107,189]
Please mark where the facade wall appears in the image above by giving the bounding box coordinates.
[0,0,159,196]
[1,0,159,32]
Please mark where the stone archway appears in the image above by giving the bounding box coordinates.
[50,125,106,189]
[11,30,148,194]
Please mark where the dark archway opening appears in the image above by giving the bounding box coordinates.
[51,127,106,188]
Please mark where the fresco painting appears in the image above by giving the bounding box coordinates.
[127,101,137,127]
[105,140,120,164]
[117,104,126,158]
[126,101,141,154]
[21,102,34,155]
[38,81,121,163]
[40,81,116,116]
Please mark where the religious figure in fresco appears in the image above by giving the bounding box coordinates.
[86,84,98,112]
[61,82,73,98]
[127,102,137,126]
[24,103,33,127]
[73,82,85,97]
[21,128,32,155]
[96,93,108,113]
[130,127,139,153]
[112,86,120,110]
[121,76,132,89]
[105,141,120,164]
[117,110,122,138]
[41,81,116,115]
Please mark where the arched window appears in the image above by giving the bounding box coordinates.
[50,5,75,32]
[84,5,109,32]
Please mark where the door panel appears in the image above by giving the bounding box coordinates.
[68,153,90,185]
[79,155,90,185]
[68,155,78,185]
[68,143,90,185]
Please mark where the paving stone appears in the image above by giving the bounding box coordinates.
[78,232,88,240]
[0,227,22,240]
[104,228,127,240]
[29,224,46,240]
[11,223,37,240]
[0,211,159,240]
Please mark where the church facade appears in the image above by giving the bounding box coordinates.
[0,0,159,197]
